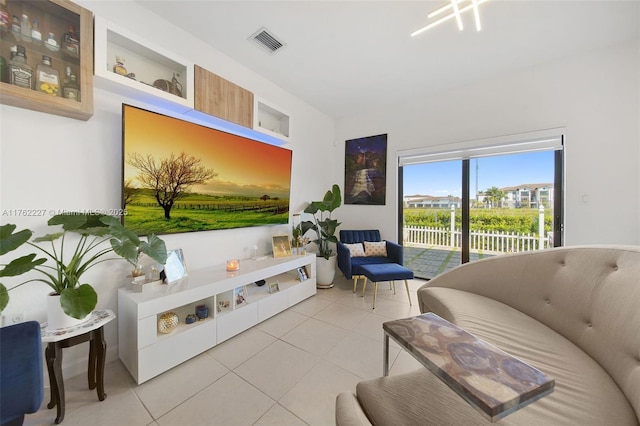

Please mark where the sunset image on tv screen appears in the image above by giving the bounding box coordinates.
[122,104,292,235]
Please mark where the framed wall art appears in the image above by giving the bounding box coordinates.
[344,134,387,205]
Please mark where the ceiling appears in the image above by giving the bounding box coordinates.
[136,1,639,119]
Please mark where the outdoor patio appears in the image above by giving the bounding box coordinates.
[403,246,493,279]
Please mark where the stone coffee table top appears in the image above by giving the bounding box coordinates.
[383,312,554,421]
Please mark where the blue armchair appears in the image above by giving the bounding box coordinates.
[337,230,403,288]
[1,321,44,426]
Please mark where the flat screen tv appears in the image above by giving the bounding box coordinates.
[122,104,292,235]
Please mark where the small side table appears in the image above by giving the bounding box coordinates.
[41,310,116,424]
[383,313,554,421]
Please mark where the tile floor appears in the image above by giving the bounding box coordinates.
[25,275,427,426]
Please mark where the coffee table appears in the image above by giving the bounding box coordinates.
[383,313,554,422]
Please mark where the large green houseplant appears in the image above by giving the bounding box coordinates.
[301,184,342,260]
[0,213,167,321]
[301,185,342,287]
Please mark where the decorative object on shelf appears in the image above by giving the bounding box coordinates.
[36,55,60,96]
[153,72,183,97]
[226,259,240,271]
[268,281,280,294]
[163,249,187,284]
[62,66,80,101]
[297,267,308,282]
[291,214,310,255]
[234,286,248,307]
[272,235,292,258]
[0,214,167,325]
[195,305,209,320]
[185,314,196,324]
[217,300,230,313]
[61,23,79,58]
[8,44,33,89]
[113,56,127,76]
[301,184,342,288]
[344,134,387,205]
[44,32,59,51]
[255,279,266,287]
[157,312,179,334]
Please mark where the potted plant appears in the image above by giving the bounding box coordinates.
[301,184,342,287]
[0,213,167,329]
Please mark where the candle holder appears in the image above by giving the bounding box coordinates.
[226,259,240,271]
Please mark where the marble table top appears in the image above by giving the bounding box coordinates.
[383,313,554,421]
[41,310,116,343]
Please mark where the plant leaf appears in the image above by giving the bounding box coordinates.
[0,254,47,277]
[109,238,139,263]
[33,232,64,243]
[139,234,167,264]
[48,213,89,230]
[0,224,33,255]
[102,216,141,245]
[60,284,97,319]
[0,284,8,313]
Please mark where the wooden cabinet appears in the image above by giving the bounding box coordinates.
[0,0,93,120]
[194,65,254,128]
[118,254,316,384]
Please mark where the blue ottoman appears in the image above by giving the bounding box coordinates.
[359,263,414,309]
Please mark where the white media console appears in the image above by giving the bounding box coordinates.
[118,254,317,384]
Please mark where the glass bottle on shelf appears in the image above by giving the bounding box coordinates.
[11,15,20,41]
[0,56,8,83]
[44,32,59,51]
[62,23,79,58]
[31,19,41,45]
[36,55,60,96]
[19,14,31,43]
[8,45,33,89]
[0,0,9,33]
[62,66,80,101]
[113,56,127,76]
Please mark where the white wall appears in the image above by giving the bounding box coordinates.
[0,1,335,377]
[335,40,640,246]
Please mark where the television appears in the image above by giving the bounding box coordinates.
[121,104,292,235]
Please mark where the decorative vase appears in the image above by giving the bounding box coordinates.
[46,293,90,330]
[316,254,337,289]
[158,312,179,334]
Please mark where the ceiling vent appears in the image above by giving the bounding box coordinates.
[249,27,286,55]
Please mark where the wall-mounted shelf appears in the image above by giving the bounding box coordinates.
[118,254,316,384]
[93,16,194,113]
[254,98,291,142]
[0,0,93,120]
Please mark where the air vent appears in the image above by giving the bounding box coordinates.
[249,27,286,55]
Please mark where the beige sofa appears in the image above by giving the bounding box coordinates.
[336,245,640,425]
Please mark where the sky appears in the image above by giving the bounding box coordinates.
[403,151,554,197]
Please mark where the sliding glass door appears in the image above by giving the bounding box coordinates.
[400,137,563,279]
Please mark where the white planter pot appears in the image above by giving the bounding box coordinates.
[46,294,90,331]
[316,254,337,289]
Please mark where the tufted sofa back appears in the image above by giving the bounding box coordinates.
[339,230,381,244]
[421,245,640,420]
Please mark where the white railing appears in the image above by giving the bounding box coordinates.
[404,226,553,253]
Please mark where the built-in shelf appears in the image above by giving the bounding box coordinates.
[118,254,316,384]
[254,98,291,142]
[93,16,194,113]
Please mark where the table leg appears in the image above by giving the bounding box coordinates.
[93,327,107,401]
[383,332,390,376]
[88,337,96,390]
[45,342,65,424]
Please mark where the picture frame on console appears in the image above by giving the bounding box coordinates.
[268,282,280,294]
[272,235,292,258]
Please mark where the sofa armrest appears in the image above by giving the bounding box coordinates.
[336,392,373,426]
[337,241,353,279]
[385,241,403,265]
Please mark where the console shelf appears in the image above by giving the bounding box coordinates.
[118,254,316,384]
